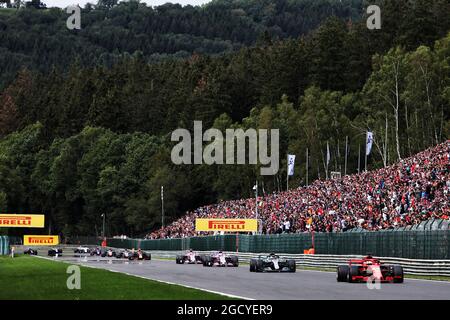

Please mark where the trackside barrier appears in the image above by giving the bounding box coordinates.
[107,221,450,259]
[0,236,9,255]
[144,251,450,277]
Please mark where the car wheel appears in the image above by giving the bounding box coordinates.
[230,256,239,267]
[288,259,296,273]
[203,255,212,267]
[393,265,404,283]
[337,265,349,282]
[255,259,263,272]
[250,259,256,272]
[348,266,359,283]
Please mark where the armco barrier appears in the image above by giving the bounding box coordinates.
[0,236,9,255]
[144,250,450,277]
[107,224,450,260]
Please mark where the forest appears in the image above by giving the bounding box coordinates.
[0,0,365,89]
[0,0,449,237]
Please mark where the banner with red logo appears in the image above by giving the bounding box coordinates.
[24,235,59,246]
[0,214,45,228]
[195,219,258,232]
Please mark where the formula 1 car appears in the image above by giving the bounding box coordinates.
[23,248,38,255]
[90,247,103,256]
[337,256,404,283]
[48,248,63,257]
[101,248,117,258]
[128,250,151,261]
[176,250,204,264]
[202,251,238,267]
[249,253,296,272]
[74,246,91,254]
[116,249,132,259]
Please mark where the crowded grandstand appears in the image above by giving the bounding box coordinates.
[147,141,449,239]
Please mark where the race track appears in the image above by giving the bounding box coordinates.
[40,255,450,300]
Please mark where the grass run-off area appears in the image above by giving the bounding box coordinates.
[0,256,235,300]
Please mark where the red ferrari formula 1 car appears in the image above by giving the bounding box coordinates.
[337,256,404,283]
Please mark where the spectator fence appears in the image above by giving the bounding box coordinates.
[107,219,450,259]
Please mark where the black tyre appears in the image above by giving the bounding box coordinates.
[337,265,349,282]
[255,259,264,272]
[287,259,296,273]
[250,259,256,272]
[230,256,239,267]
[203,255,212,267]
[348,266,360,283]
[393,265,404,283]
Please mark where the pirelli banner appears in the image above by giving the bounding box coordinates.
[195,219,258,232]
[24,235,59,246]
[0,214,45,228]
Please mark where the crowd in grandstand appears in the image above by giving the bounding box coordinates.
[146,142,449,239]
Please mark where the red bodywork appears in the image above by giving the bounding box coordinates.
[348,258,401,283]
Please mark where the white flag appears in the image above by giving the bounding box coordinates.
[326,142,330,166]
[366,132,373,156]
[287,154,296,176]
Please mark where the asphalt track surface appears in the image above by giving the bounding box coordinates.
[41,255,450,300]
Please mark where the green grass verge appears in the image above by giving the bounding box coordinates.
[0,256,235,300]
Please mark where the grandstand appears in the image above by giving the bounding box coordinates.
[148,141,449,239]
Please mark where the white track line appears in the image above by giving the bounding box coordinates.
[33,255,253,300]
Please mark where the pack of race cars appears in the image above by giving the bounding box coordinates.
[74,246,151,260]
[176,250,239,267]
[23,244,406,282]
[174,250,405,282]
[175,250,295,271]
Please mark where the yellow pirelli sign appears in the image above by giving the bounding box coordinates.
[195,219,258,232]
[0,214,45,228]
[24,235,59,246]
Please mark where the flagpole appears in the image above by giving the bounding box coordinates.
[102,213,106,239]
[306,148,309,186]
[364,133,368,172]
[161,186,165,228]
[286,154,289,191]
[326,141,329,180]
[255,180,258,220]
[344,136,348,176]
[358,144,361,174]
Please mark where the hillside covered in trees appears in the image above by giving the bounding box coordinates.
[0,0,449,237]
[0,0,366,89]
